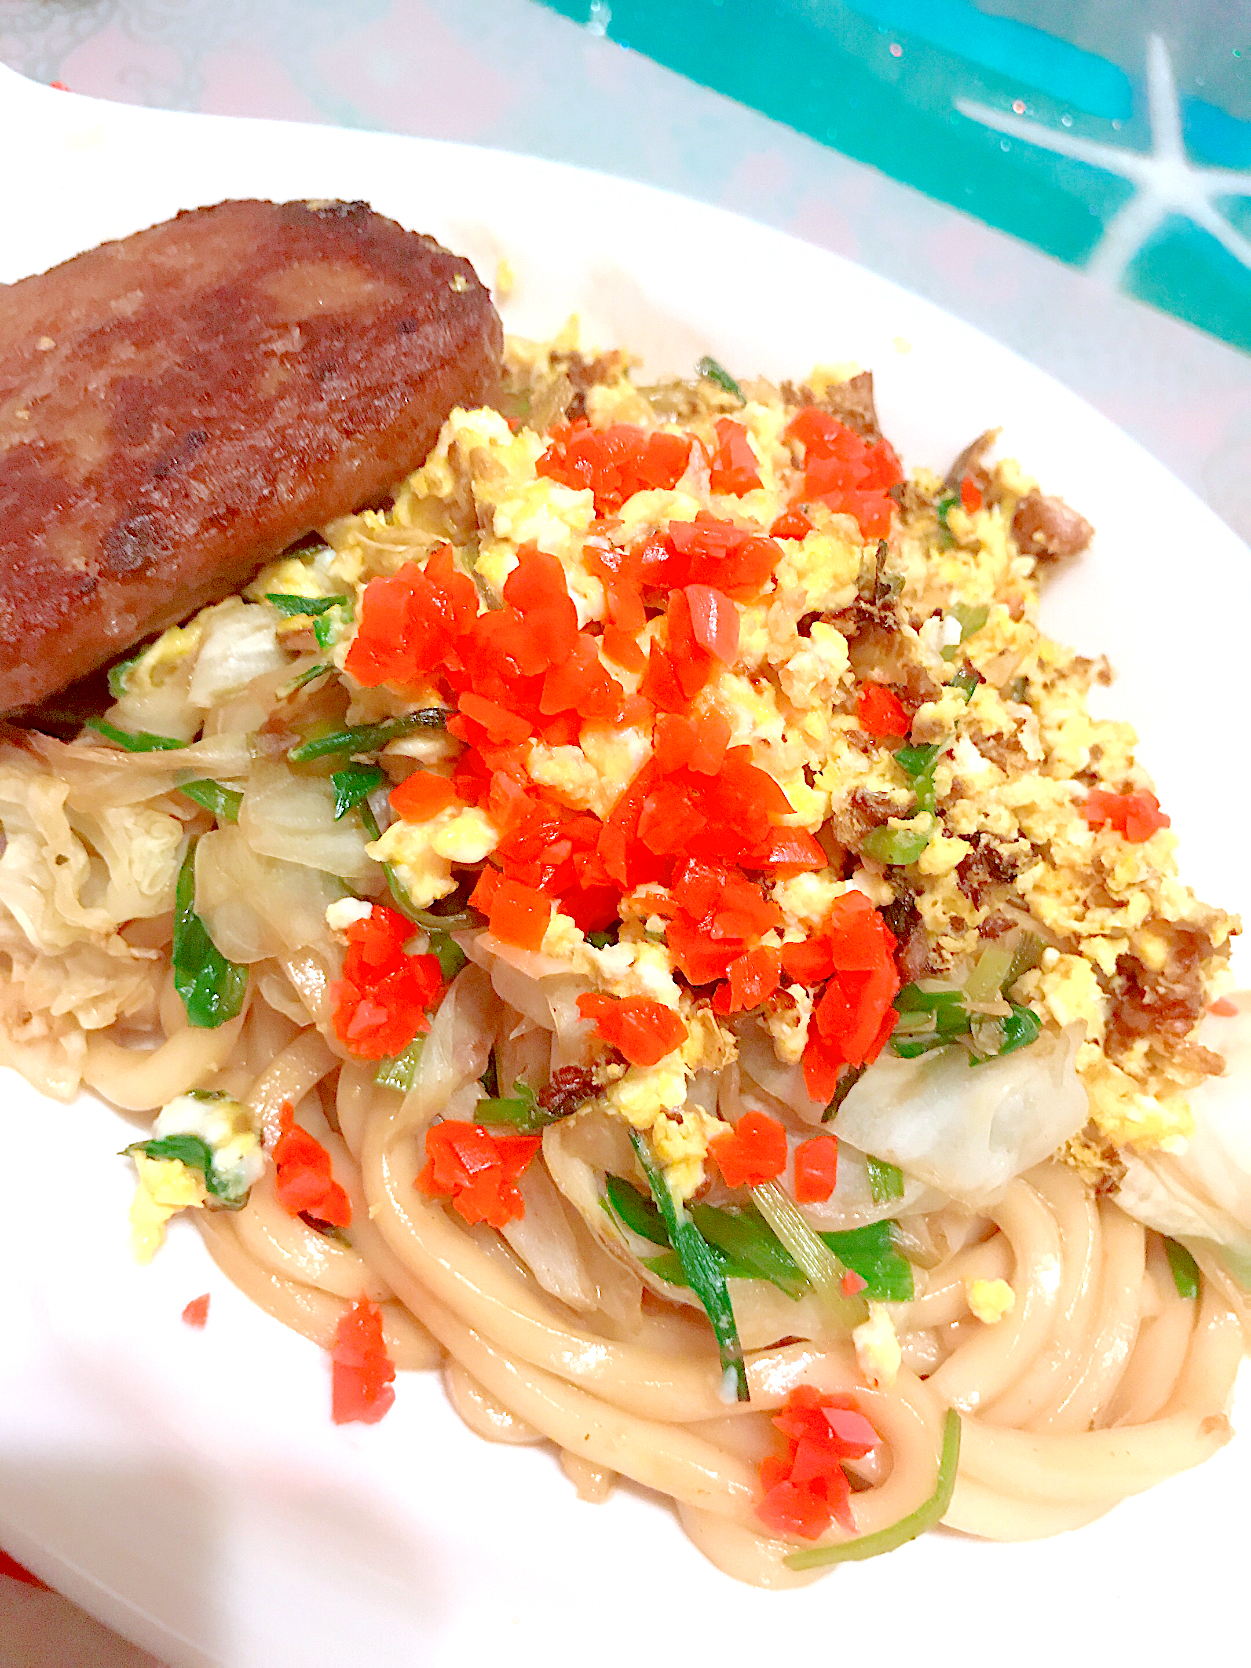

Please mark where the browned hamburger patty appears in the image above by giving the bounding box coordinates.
[0,198,503,711]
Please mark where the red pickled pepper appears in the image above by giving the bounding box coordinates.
[332,905,444,1060]
[709,418,763,496]
[537,420,693,513]
[1083,787,1170,843]
[786,408,903,540]
[711,1109,789,1188]
[273,1102,351,1227]
[855,682,911,739]
[416,1120,541,1229]
[781,892,901,1103]
[578,992,688,1066]
[757,1386,880,1539]
[794,1136,839,1203]
[960,472,983,514]
[181,1293,211,1328]
[331,1298,396,1425]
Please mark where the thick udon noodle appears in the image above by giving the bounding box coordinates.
[115,953,1240,1588]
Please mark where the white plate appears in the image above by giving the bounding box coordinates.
[1,65,1248,1668]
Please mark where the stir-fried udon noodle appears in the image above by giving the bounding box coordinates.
[1,335,1247,1586]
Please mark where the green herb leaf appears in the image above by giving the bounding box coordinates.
[178,779,243,823]
[866,1156,905,1204]
[1165,1237,1201,1300]
[587,928,617,949]
[172,840,249,1028]
[265,593,347,617]
[374,1036,425,1093]
[785,1408,960,1568]
[331,763,386,821]
[935,493,958,530]
[861,817,933,866]
[821,1220,914,1302]
[476,1081,552,1134]
[696,355,744,402]
[85,717,187,752]
[630,1131,749,1401]
[288,710,446,764]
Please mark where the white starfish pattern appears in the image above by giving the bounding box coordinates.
[957,34,1251,285]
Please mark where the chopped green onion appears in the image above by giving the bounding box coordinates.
[107,651,142,699]
[1006,932,1045,987]
[894,743,941,779]
[172,840,249,1029]
[314,600,354,651]
[124,1132,249,1206]
[428,930,468,981]
[587,928,617,949]
[631,1132,749,1402]
[751,1180,868,1330]
[288,710,446,763]
[331,763,386,821]
[605,1174,671,1246]
[866,1156,905,1204]
[178,779,243,822]
[949,667,980,701]
[692,1201,808,1299]
[479,1051,499,1099]
[696,355,744,402]
[785,1408,961,1568]
[861,816,934,866]
[283,661,334,694]
[265,593,347,616]
[935,493,958,530]
[822,1060,866,1122]
[642,1249,761,1286]
[941,602,990,660]
[1164,1237,1201,1300]
[374,1037,424,1093]
[969,1003,1042,1064]
[476,1081,553,1134]
[963,943,1017,1003]
[822,1220,914,1302]
[85,717,186,752]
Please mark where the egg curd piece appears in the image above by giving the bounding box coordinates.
[369,806,498,908]
[129,1156,207,1263]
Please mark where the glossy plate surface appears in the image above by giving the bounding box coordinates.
[0,64,1247,1668]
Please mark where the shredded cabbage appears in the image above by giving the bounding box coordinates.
[835,1023,1088,1206]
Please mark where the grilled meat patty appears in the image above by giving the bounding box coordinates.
[0,198,502,711]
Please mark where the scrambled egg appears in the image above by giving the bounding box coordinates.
[370,806,499,907]
[129,1155,207,1263]
[966,1277,1016,1325]
[853,1303,903,1389]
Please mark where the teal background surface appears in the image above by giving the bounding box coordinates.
[541,0,1250,351]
